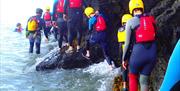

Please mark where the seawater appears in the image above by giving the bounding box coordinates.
[0,25,120,91]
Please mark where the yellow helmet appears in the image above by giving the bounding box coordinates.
[129,0,144,14]
[84,7,94,17]
[46,6,50,11]
[121,14,133,24]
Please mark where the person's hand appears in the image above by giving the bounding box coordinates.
[52,21,56,26]
[52,21,58,28]
[122,60,128,70]
[95,10,99,14]
[63,14,68,21]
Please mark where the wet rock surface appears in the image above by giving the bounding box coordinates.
[36,46,104,71]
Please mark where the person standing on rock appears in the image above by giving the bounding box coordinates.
[43,6,52,41]
[117,14,133,91]
[52,0,68,51]
[122,0,157,91]
[63,0,87,53]
[43,6,53,42]
[26,8,46,54]
[83,7,115,69]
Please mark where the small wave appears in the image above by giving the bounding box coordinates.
[83,60,121,76]
[82,60,122,91]
[24,45,60,71]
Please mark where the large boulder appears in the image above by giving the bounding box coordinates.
[36,45,105,71]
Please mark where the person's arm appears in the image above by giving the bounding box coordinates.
[40,18,48,39]
[88,16,97,32]
[122,21,132,69]
[52,0,58,21]
[63,0,69,15]
[82,0,88,8]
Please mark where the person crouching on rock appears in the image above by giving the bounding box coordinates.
[83,7,115,69]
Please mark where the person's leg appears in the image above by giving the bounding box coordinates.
[29,33,35,53]
[54,27,58,40]
[139,74,149,91]
[36,43,40,54]
[66,15,78,53]
[57,21,64,49]
[119,42,128,90]
[63,21,68,44]
[83,34,96,58]
[35,35,41,54]
[98,31,113,67]
[29,42,34,53]
[128,44,146,91]
[47,27,52,35]
[58,29,63,49]
[129,73,138,91]
[76,18,83,51]
[101,42,114,70]
[119,42,124,60]
[122,68,128,91]
[44,27,50,40]
[84,39,91,58]
[66,20,75,53]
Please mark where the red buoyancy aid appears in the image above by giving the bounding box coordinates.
[69,0,82,8]
[44,12,51,21]
[95,15,107,31]
[57,0,64,13]
[135,15,156,43]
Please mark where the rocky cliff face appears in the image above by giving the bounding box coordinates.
[36,0,180,90]
[149,0,180,90]
[87,0,180,90]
